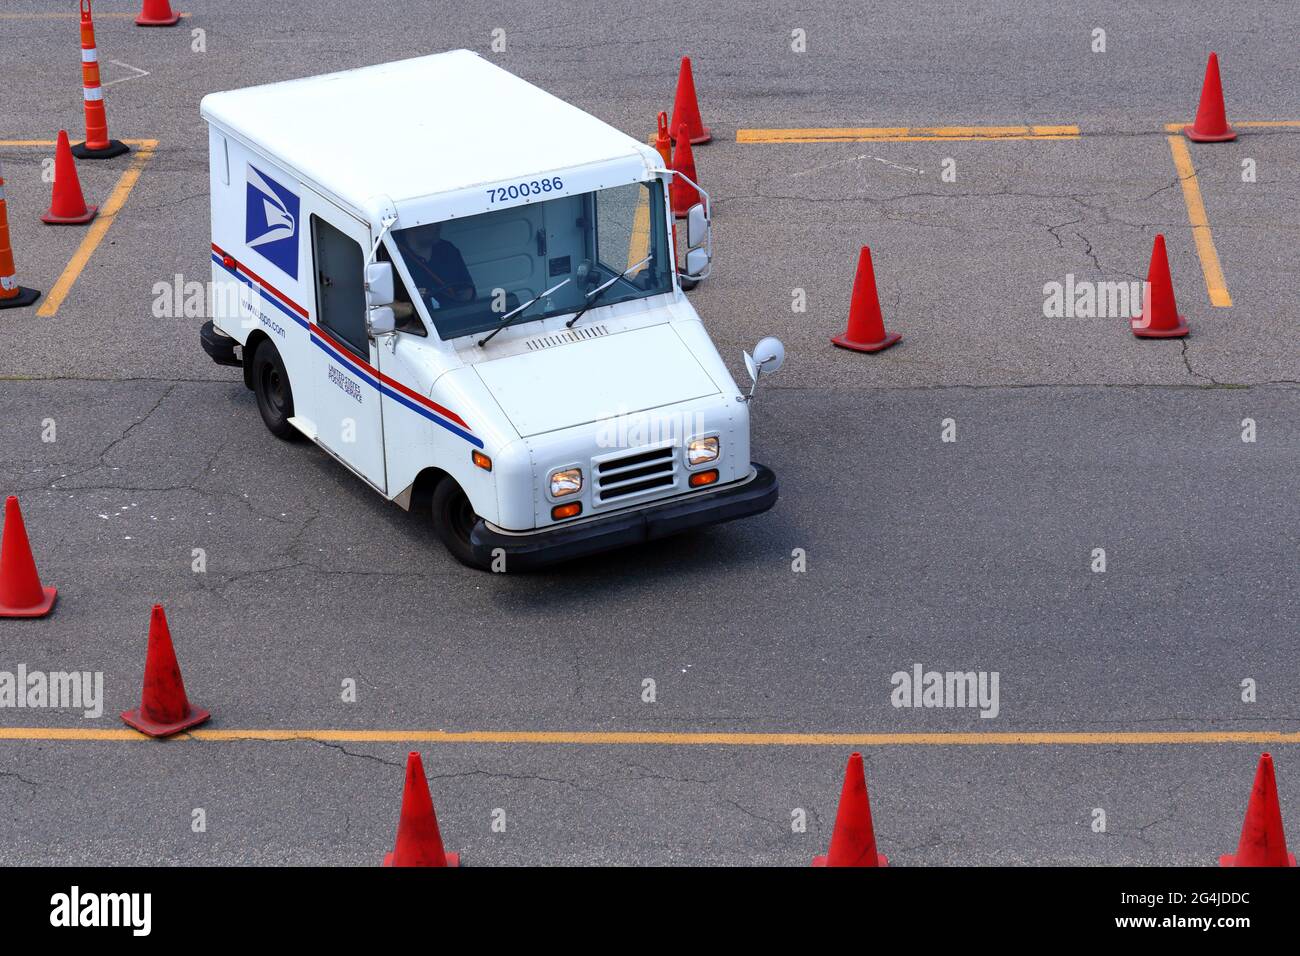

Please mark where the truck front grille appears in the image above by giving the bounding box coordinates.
[595,445,678,503]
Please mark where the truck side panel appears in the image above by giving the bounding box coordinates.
[208,127,314,425]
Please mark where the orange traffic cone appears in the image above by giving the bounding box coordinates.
[1220,754,1296,867]
[72,1,130,160]
[136,0,181,27]
[670,124,701,218]
[384,752,460,867]
[831,246,902,353]
[669,57,710,145]
[1184,53,1236,143]
[813,752,888,866]
[121,605,211,737]
[0,161,42,310]
[0,497,57,618]
[1132,234,1188,338]
[653,111,672,168]
[42,131,98,225]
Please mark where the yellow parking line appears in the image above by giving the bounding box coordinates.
[1,727,1298,746]
[737,125,1081,143]
[1166,135,1232,307]
[0,139,155,149]
[0,11,190,19]
[1165,120,1300,132]
[34,139,158,318]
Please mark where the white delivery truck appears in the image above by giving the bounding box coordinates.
[199,51,782,570]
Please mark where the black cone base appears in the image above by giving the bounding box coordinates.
[0,287,42,310]
[71,139,130,160]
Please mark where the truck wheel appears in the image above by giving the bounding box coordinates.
[431,478,491,570]
[251,341,299,441]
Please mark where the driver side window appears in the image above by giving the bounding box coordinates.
[310,215,367,357]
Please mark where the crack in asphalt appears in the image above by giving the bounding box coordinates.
[211,561,315,591]
[1071,228,1108,275]
[190,737,604,794]
[723,798,784,828]
[49,383,177,490]
[310,740,405,770]
[422,768,600,794]
[210,562,436,592]
[0,768,43,791]
[1181,339,1216,386]
[1130,779,1190,845]
[621,760,719,787]
[1044,216,1084,249]
[892,834,955,854]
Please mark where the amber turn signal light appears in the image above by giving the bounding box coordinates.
[551,502,582,520]
[472,451,492,471]
[689,469,720,488]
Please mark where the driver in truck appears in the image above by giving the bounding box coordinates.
[399,222,476,307]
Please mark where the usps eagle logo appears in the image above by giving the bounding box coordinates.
[245,164,300,279]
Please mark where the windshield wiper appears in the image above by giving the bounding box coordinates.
[478,277,572,347]
[566,255,652,329]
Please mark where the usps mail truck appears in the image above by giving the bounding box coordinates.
[199,51,782,569]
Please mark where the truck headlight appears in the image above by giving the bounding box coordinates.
[550,467,583,497]
[687,436,720,466]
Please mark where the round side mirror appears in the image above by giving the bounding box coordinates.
[740,337,786,403]
[750,336,785,376]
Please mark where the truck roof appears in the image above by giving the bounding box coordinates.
[200,50,661,220]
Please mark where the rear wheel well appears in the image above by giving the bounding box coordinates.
[242,330,272,389]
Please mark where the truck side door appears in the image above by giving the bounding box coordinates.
[305,207,387,493]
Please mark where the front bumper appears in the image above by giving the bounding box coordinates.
[470,463,778,570]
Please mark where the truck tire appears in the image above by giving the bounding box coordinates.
[431,478,491,570]
[251,341,300,441]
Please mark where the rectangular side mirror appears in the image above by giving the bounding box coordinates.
[367,306,396,336]
[684,247,710,281]
[365,262,395,307]
[686,203,708,250]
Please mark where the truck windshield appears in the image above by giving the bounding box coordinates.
[392,180,672,342]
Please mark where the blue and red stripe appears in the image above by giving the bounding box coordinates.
[211,243,482,448]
